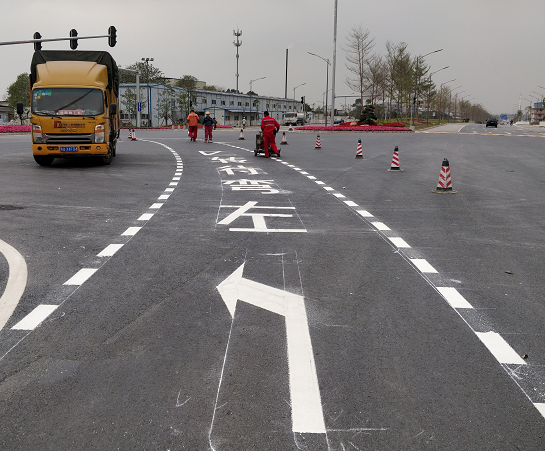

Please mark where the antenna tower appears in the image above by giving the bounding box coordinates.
[233,29,242,93]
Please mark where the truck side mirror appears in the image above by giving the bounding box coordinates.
[16,102,24,115]
[109,103,117,116]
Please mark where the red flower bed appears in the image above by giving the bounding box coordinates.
[377,121,406,127]
[0,125,31,133]
[295,125,412,132]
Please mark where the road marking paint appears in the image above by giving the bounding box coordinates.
[165,188,175,192]
[97,244,124,257]
[437,287,473,309]
[138,213,154,221]
[475,331,527,365]
[344,201,358,207]
[11,304,58,330]
[0,239,28,332]
[410,259,438,273]
[63,268,98,285]
[324,187,334,191]
[315,181,325,185]
[150,203,164,209]
[229,228,307,233]
[387,237,410,248]
[372,222,390,231]
[173,177,181,181]
[534,403,545,419]
[122,227,142,236]
[333,193,345,198]
[158,194,170,200]
[356,210,373,218]
[307,176,317,180]
[300,172,309,175]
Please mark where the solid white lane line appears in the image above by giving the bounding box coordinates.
[122,227,142,236]
[437,287,473,309]
[475,331,527,365]
[410,259,438,273]
[11,305,58,330]
[0,239,28,332]
[63,268,98,285]
[387,237,411,248]
[372,222,390,231]
[138,213,154,221]
[97,244,124,257]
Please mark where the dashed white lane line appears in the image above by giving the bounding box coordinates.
[97,244,124,257]
[437,287,473,309]
[63,268,98,286]
[138,213,154,221]
[150,203,164,209]
[410,258,438,273]
[11,305,58,330]
[476,332,527,365]
[387,237,410,248]
[371,222,390,231]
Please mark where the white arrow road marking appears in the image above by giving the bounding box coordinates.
[217,263,326,434]
[0,239,28,331]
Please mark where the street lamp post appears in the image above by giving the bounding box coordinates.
[438,79,455,124]
[426,66,449,124]
[141,57,153,127]
[248,76,266,126]
[308,52,331,126]
[293,82,306,100]
[412,48,442,126]
[448,85,462,123]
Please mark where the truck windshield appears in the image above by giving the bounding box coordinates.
[32,88,104,116]
[284,113,297,118]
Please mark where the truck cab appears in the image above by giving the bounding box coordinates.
[26,51,119,166]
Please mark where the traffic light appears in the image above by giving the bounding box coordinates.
[301,96,305,105]
[33,32,42,51]
[108,26,117,47]
[69,29,78,50]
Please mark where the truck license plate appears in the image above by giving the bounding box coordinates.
[60,146,78,152]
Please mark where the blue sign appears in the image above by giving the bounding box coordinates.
[137,102,142,112]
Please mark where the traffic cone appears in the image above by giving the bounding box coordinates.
[314,134,321,149]
[281,132,288,145]
[238,129,245,140]
[128,129,132,139]
[131,129,136,141]
[432,158,457,193]
[387,146,402,171]
[355,139,364,158]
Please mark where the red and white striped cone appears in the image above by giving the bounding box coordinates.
[238,129,245,140]
[314,134,321,149]
[128,129,132,139]
[355,138,363,158]
[281,132,288,145]
[432,158,457,193]
[387,146,402,171]
[131,129,136,141]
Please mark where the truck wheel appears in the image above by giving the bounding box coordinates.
[33,155,54,166]
[101,147,113,165]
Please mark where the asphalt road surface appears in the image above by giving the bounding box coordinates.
[1,124,545,450]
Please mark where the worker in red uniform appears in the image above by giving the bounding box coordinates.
[260,111,280,158]
[187,109,200,141]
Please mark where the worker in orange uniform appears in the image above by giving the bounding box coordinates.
[260,111,280,158]
[187,109,200,142]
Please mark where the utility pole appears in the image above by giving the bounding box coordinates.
[233,29,242,93]
[285,49,289,99]
[330,0,338,126]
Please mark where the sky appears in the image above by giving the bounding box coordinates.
[2,0,545,115]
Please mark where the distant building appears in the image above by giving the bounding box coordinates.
[119,83,302,127]
[0,100,13,124]
[532,102,544,123]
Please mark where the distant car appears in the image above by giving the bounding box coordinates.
[334,118,343,124]
[486,118,498,128]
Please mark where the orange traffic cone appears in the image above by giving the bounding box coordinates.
[355,138,364,158]
[432,158,457,193]
[238,129,245,140]
[281,132,288,145]
[387,146,402,171]
[314,134,321,149]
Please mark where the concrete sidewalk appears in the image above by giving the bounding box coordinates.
[418,123,467,133]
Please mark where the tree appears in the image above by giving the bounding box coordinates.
[120,62,166,84]
[120,86,147,126]
[360,99,377,125]
[175,75,197,90]
[156,89,174,126]
[344,25,375,108]
[6,73,30,118]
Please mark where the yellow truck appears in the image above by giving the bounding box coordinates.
[20,50,120,166]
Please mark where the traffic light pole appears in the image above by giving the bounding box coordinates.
[0,27,117,49]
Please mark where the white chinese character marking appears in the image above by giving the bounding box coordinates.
[217,165,260,175]
[212,156,247,164]
[223,179,279,194]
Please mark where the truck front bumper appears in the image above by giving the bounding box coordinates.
[33,143,109,156]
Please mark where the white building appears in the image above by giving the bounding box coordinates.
[119,83,303,127]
